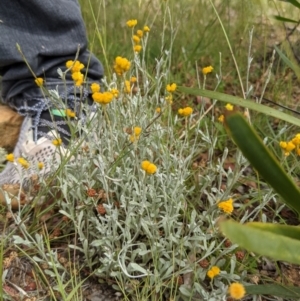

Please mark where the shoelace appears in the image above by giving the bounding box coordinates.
[8,87,91,144]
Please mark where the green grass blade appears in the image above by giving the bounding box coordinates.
[225,112,300,215]
[274,45,300,79]
[220,220,300,265]
[178,86,300,127]
[245,284,300,298]
[285,0,300,9]
[273,15,299,23]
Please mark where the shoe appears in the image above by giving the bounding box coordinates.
[0,116,68,188]
[0,87,93,206]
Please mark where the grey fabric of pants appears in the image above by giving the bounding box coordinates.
[0,0,103,105]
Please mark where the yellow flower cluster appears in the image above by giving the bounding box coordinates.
[207,266,220,279]
[126,19,138,28]
[141,160,157,174]
[127,20,150,53]
[166,83,177,93]
[92,91,114,105]
[90,82,118,105]
[225,103,234,111]
[52,138,62,146]
[6,153,44,170]
[6,153,14,162]
[37,162,44,170]
[280,133,300,156]
[228,283,246,300]
[178,107,193,117]
[110,88,119,98]
[66,60,85,86]
[218,115,224,122]
[143,25,150,32]
[35,77,44,87]
[129,126,142,142]
[66,60,84,73]
[65,109,76,118]
[165,95,173,105]
[165,83,177,105]
[124,80,131,94]
[202,65,213,75]
[130,76,137,83]
[218,198,234,214]
[17,157,30,169]
[114,56,131,76]
[91,83,100,93]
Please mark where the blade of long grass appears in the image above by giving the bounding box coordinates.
[178,86,300,127]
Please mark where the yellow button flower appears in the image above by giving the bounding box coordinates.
[35,77,44,87]
[110,88,119,98]
[217,198,234,214]
[225,103,234,111]
[71,60,85,73]
[132,35,140,44]
[133,45,142,53]
[91,83,100,93]
[165,95,173,104]
[133,127,142,136]
[52,138,62,147]
[202,66,213,75]
[38,162,44,170]
[218,115,224,122]
[136,29,143,38]
[124,80,131,94]
[114,56,131,76]
[178,107,193,117]
[17,157,30,169]
[71,71,84,86]
[228,283,246,300]
[6,153,15,162]
[143,25,150,32]
[207,266,220,279]
[65,109,76,118]
[126,19,138,28]
[66,60,84,73]
[129,126,142,142]
[92,91,114,105]
[66,60,74,68]
[286,141,296,152]
[166,83,177,93]
[141,160,157,175]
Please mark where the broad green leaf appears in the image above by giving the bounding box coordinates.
[274,45,300,79]
[273,15,299,23]
[220,220,300,264]
[247,222,300,241]
[225,112,300,215]
[245,284,300,298]
[177,86,300,127]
